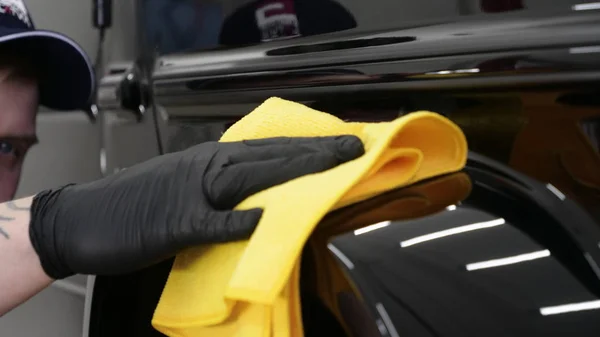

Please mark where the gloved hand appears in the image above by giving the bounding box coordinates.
[29,136,364,279]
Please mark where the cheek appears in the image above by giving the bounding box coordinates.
[0,167,21,202]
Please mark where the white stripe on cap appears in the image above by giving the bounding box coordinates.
[0,0,32,27]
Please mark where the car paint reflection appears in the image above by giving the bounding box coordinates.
[398,217,506,248]
[315,163,600,336]
[465,249,551,271]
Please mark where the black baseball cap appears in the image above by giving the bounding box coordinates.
[0,0,94,111]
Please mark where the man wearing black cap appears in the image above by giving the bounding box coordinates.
[0,0,364,315]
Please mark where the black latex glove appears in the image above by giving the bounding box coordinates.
[29,136,364,279]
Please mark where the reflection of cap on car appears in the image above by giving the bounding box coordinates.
[219,0,357,46]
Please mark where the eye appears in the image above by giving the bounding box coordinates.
[0,141,16,156]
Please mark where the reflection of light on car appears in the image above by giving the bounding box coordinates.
[375,303,400,337]
[327,243,354,269]
[540,300,600,316]
[465,249,550,271]
[446,204,457,211]
[572,2,600,11]
[400,218,505,248]
[375,319,388,336]
[546,183,566,200]
[569,46,600,54]
[425,68,480,75]
[354,221,390,235]
[583,253,600,276]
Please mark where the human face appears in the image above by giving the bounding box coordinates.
[0,68,38,202]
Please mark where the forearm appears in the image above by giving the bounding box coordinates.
[0,197,53,316]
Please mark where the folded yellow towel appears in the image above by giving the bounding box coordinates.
[152,97,467,337]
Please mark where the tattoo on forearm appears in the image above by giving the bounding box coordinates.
[0,203,21,239]
[0,215,11,239]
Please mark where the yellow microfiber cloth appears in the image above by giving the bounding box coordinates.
[152,97,468,337]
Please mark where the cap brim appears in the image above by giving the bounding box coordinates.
[0,28,94,111]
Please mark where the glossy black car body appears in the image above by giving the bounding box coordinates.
[92,1,600,336]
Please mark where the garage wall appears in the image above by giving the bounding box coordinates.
[0,1,138,337]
